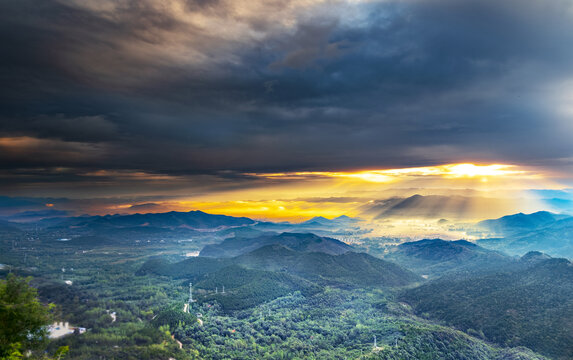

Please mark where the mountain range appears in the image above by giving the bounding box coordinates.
[385,238,514,278]
[476,211,570,236]
[8,210,364,245]
[139,233,420,309]
[199,232,352,257]
[44,210,255,230]
[476,211,573,258]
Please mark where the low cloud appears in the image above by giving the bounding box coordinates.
[129,203,163,211]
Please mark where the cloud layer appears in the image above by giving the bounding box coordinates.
[1,0,573,194]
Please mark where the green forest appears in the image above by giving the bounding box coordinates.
[0,224,566,360]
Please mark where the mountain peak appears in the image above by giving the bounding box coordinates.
[521,251,552,262]
[200,232,352,258]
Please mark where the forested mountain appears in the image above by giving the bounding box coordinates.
[199,232,352,257]
[140,240,420,310]
[478,216,573,258]
[1,217,556,360]
[477,211,570,236]
[299,215,360,227]
[142,243,420,289]
[401,256,573,359]
[385,239,514,278]
[194,265,322,310]
[43,210,255,231]
[2,211,566,359]
[235,244,421,287]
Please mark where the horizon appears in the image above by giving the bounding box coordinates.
[1,198,567,222]
[1,161,572,239]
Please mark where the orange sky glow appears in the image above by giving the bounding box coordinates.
[92,163,565,224]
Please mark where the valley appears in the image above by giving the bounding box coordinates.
[1,210,571,359]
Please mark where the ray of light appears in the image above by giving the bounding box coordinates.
[246,163,536,183]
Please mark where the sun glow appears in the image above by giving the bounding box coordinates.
[169,200,360,222]
[247,163,533,183]
[74,162,557,223]
[442,164,523,178]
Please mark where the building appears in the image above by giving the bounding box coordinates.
[48,322,86,339]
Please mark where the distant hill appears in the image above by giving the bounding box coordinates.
[49,210,255,231]
[299,215,360,227]
[401,256,573,359]
[139,235,420,310]
[519,251,552,263]
[476,211,569,236]
[300,216,334,226]
[142,243,418,288]
[477,216,573,259]
[248,215,363,239]
[5,209,70,223]
[199,232,353,258]
[385,239,514,278]
[138,256,322,310]
[40,210,256,242]
[235,244,421,287]
[213,226,273,240]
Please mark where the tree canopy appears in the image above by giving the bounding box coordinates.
[0,275,53,358]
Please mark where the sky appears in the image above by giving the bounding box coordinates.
[1,0,573,223]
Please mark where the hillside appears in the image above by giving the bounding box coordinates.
[476,211,569,236]
[298,215,361,227]
[138,257,323,310]
[141,244,419,289]
[46,210,255,232]
[195,265,322,310]
[139,238,420,311]
[478,216,573,258]
[385,239,514,278]
[401,257,573,359]
[235,244,421,287]
[199,232,353,258]
[2,216,553,360]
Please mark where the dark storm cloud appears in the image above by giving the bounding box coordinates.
[1,0,573,192]
[0,195,185,217]
[1,115,118,143]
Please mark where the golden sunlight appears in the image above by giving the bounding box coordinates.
[166,200,361,222]
[441,164,525,178]
[247,163,534,183]
[100,163,558,223]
